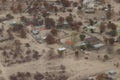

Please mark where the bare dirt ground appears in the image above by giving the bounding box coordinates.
[0,0,120,80]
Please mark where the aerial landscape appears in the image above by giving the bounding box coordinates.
[0,0,120,80]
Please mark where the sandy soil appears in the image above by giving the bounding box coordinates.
[0,0,120,80]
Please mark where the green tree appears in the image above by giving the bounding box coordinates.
[79,34,86,41]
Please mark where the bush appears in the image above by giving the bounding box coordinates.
[116,49,120,54]
[86,43,93,49]
[115,0,120,3]
[25,43,30,47]
[20,30,27,38]
[80,45,86,50]
[109,30,117,36]
[104,55,109,60]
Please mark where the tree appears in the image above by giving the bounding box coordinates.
[1,0,7,5]
[6,13,14,19]
[20,16,28,22]
[106,45,114,54]
[50,28,58,35]
[108,37,115,45]
[104,55,109,60]
[73,2,79,7]
[43,1,49,9]
[71,31,78,43]
[60,0,71,7]
[20,29,27,38]
[42,11,50,17]
[60,65,66,73]
[45,34,56,44]
[14,40,21,47]
[115,0,120,3]
[71,22,80,31]
[86,42,93,50]
[106,4,113,19]
[107,21,117,31]
[17,3,23,13]
[66,15,73,24]
[116,49,120,54]
[89,19,94,26]
[53,6,58,12]
[10,5,16,13]
[58,16,64,24]
[79,34,86,41]
[34,72,44,80]
[47,48,55,60]
[0,77,5,80]
[107,21,117,36]
[12,24,24,32]
[109,30,117,36]
[9,75,17,80]
[33,50,40,60]
[103,36,109,44]
[99,22,106,34]
[7,28,14,40]
[25,43,30,47]
[96,73,108,80]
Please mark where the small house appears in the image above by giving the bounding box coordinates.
[60,38,75,49]
[32,29,41,40]
[84,37,102,45]
[83,36,105,49]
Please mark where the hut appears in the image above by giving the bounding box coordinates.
[84,37,102,45]
[83,36,105,49]
[60,39,75,49]
[65,40,74,46]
